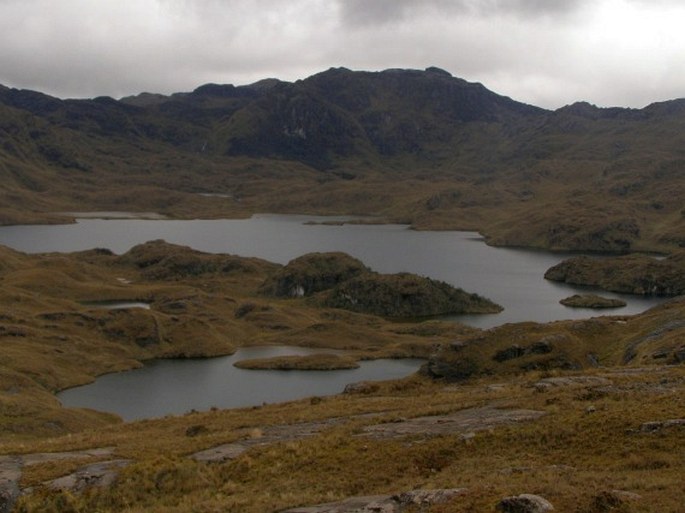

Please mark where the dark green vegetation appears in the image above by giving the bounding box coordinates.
[323,273,502,317]
[2,67,685,252]
[259,252,369,298]
[260,252,502,317]
[546,252,685,295]
[559,294,627,309]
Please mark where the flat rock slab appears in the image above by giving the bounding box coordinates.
[0,457,21,513]
[283,495,392,513]
[192,407,542,462]
[0,447,117,508]
[22,447,116,466]
[282,489,468,513]
[534,376,612,390]
[47,459,131,492]
[640,419,685,432]
[192,417,352,463]
[362,406,545,439]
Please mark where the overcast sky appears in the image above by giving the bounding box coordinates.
[0,0,683,109]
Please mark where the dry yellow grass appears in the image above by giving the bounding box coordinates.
[0,235,683,512]
[7,365,684,512]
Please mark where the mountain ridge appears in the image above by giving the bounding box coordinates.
[1,66,684,253]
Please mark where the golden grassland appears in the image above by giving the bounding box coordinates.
[2,135,685,255]
[0,240,683,511]
[6,367,684,512]
[3,71,685,510]
[0,241,476,438]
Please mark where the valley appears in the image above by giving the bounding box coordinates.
[0,68,683,512]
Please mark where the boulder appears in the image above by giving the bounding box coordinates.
[343,381,380,395]
[590,490,641,512]
[496,494,554,513]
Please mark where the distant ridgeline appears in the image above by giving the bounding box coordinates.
[1,67,685,252]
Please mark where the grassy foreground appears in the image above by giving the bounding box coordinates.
[0,238,683,512]
[5,365,684,512]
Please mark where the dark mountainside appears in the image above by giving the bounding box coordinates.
[1,67,685,252]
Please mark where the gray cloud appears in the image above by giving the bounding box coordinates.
[0,0,682,109]
[337,0,587,27]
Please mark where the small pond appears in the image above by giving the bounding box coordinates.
[58,346,423,421]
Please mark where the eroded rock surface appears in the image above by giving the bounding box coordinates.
[46,459,132,492]
[282,488,468,513]
[362,406,545,439]
[0,447,119,507]
[192,417,352,463]
[0,457,21,513]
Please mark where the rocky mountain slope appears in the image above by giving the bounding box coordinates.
[1,67,685,252]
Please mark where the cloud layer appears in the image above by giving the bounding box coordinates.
[0,0,683,108]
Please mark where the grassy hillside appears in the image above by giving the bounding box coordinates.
[0,242,683,511]
[1,68,685,253]
[0,242,482,439]
[1,68,685,512]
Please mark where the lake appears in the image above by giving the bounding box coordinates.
[0,213,662,328]
[0,213,663,420]
[58,347,423,421]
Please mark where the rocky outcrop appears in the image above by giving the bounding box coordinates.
[545,252,685,296]
[533,376,612,392]
[0,457,20,513]
[590,490,641,512]
[639,418,685,432]
[0,447,120,507]
[261,252,501,318]
[559,294,626,309]
[259,252,368,298]
[324,272,502,318]
[496,494,554,513]
[361,405,545,439]
[46,460,131,492]
[494,341,553,362]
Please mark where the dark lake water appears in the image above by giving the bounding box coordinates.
[0,213,663,420]
[58,347,423,421]
[0,213,661,328]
